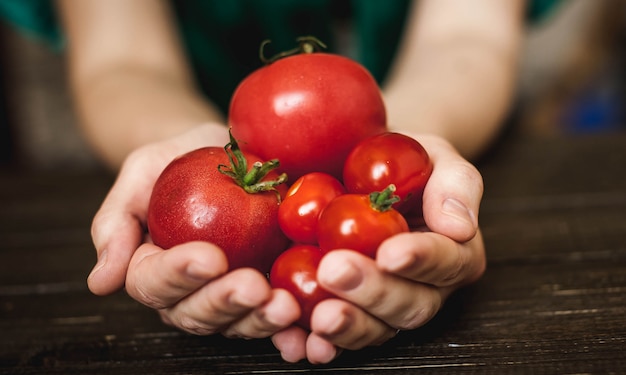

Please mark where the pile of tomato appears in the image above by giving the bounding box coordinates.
[146,37,433,330]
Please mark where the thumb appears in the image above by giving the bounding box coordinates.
[87,150,158,295]
[419,136,483,242]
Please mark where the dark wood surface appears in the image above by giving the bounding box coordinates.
[1,132,625,374]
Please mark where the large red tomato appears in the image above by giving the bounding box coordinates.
[343,132,433,215]
[317,186,409,259]
[269,244,335,330]
[229,41,387,181]
[278,172,346,244]
[147,137,290,273]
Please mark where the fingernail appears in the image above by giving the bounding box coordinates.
[442,198,476,227]
[88,249,108,280]
[321,259,362,292]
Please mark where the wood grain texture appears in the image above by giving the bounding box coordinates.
[1,133,625,374]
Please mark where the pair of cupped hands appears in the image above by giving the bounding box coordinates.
[87,123,485,364]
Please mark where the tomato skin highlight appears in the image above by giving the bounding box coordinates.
[343,132,433,214]
[269,245,335,330]
[229,53,387,181]
[278,172,346,244]
[147,147,290,273]
[317,194,409,259]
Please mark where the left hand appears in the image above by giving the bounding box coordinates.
[271,134,486,364]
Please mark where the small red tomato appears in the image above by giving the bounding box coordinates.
[147,133,290,273]
[317,185,409,258]
[278,172,346,244]
[343,132,433,214]
[230,37,387,181]
[269,244,335,330]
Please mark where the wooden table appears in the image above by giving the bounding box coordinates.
[1,132,625,374]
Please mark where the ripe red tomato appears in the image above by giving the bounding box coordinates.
[147,139,290,273]
[343,132,433,214]
[229,48,387,181]
[317,186,409,258]
[278,172,346,244]
[269,245,335,330]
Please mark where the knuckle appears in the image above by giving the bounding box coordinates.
[175,315,217,336]
[127,282,168,310]
[400,296,441,330]
[442,249,468,285]
[158,310,173,326]
[454,233,486,286]
[453,161,484,194]
[468,252,487,284]
[363,285,390,312]
[90,210,110,248]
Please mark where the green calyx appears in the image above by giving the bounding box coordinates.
[218,130,287,202]
[369,184,401,212]
[259,35,327,65]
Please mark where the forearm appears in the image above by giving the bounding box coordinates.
[56,0,225,170]
[383,42,520,159]
[383,0,524,160]
[71,65,224,169]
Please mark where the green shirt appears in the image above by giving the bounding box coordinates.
[0,0,561,113]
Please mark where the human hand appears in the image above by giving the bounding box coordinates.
[271,134,486,363]
[88,123,299,338]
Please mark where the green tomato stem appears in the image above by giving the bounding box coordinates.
[218,129,287,202]
[369,184,401,212]
[259,36,327,64]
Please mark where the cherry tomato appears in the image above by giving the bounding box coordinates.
[278,172,346,244]
[343,132,433,214]
[147,134,290,273]
[317,186,409,258]
[269,244,335,330]
[229,39,387,181]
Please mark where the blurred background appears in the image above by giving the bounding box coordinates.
[0,0,624,172]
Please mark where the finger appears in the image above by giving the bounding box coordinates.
[318,250,443,330]
[305,331,343,364]
[222,288,300,339]
[271,326,308,363]
[418,135,483,242]
[310,299,396,352]
[377,230,486,287]
[88,146,169,295]
[161,268,272,335]
[88,209,143,295]
[125,241,228,309]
